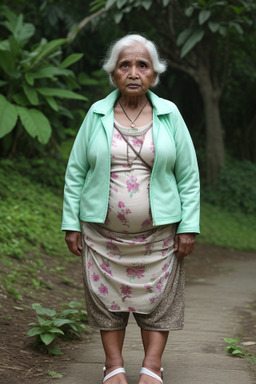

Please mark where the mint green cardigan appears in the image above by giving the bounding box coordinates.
[62,89,200,234]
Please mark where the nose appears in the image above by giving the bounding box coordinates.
[129,65,138,79]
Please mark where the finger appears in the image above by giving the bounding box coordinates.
[68,243,80,256]
[174,234,179,252]
[179,243,195,259]
[66,239,81,257]
[77,234,83,252]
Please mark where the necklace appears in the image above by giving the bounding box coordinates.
[119,99,148,128]
[114,122,152,168]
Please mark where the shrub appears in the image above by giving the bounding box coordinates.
[0,6,86,155]
[27,302,88,355]
[202,158,256,214]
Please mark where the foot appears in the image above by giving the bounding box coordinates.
[138,367,163,384]
[103,367,128,384]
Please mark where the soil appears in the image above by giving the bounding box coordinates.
[0,243,255,384]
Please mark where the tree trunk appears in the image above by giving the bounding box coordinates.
[196,67,225,184]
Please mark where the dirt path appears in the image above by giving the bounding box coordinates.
[43,245,256,384]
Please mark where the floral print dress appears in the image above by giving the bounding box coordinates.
[82,121,177,314]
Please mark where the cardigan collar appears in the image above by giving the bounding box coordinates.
[93,89,174,116]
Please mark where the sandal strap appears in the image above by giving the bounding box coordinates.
[103,367,126,383]
[140,367,163,383]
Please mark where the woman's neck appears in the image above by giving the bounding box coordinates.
[118,94,148,109]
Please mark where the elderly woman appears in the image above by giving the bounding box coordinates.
[62,34,200,384]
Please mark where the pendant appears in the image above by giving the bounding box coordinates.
[131,123,135,128]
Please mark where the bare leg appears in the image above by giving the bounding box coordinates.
[138,329,169,384]
[100,329,128,384]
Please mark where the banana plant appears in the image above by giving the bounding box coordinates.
[0,6,87,147]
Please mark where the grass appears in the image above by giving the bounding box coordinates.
[0,159,69,261]
[224,337,256,364]
[199,202,256,251]
[0,158,72,301]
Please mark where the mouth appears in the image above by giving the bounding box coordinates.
[126,83,141,89]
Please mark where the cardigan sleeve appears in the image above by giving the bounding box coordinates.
[61,108,93,232]
[172,106,200,234]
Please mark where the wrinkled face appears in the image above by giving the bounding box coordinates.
[111,42,157,97]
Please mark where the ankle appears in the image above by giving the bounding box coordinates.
[142,358,162,375]
[105,357,124,372]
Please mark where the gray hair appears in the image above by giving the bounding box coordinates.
[102,34,167,87]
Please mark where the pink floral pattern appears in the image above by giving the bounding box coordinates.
[132,138,143,147]
[126,174,139,197]
[121,285,132,302]
[126,265,145,281]
[98,284,108,296]
[82,123,176,313]
[100,262,113,276]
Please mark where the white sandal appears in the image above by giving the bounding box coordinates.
[140,367,164,383]
[103,366,126,383]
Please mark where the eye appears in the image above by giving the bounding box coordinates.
[121,62,129,68]
[139,61,148,68]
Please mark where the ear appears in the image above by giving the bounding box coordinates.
[151,72,157,86]
[111,73,116,85]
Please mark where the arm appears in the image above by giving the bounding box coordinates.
[61,108,93,233]
[171,105,200,258]
[172,105,200,235]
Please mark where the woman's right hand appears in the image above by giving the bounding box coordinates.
[65,231,83,256]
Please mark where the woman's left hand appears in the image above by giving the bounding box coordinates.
[174,233,196,260]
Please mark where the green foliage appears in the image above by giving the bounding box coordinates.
[0,6,86,151]
[1,275,23,301]
[224,337,256,363]
[0,158,68,260]
[48,371,63,379]
[202,159,256,215]
[199,202,256,251]
[27,301,88,354]
[91,0,256,56]
[177,0,256,57]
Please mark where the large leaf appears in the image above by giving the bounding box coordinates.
[8,35,21,57]
[22,83,39,105]
[106,0,116,9]
[27,327,43,337]
[177,28,193,47]
[25,67,72,86]
[114,12,123,23]
[17,106,52,144]
[181,30,205,58]
[59,53,84,69]
[14,19,35,46]
[0,95,18,138]
[53,318,73,327]
[49,328,65,335]
[185,6,194,17]
[37,87,87,101]
[45,96,59,111]
[0,39,10,50]
[208,21,220,33]
[229,21,244,35]
[199,10,211,25]
[33,39,67,65]
[141,0,153,11]
[40,333,55,346]
[117,0,126,8]
[0,50,15,74]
